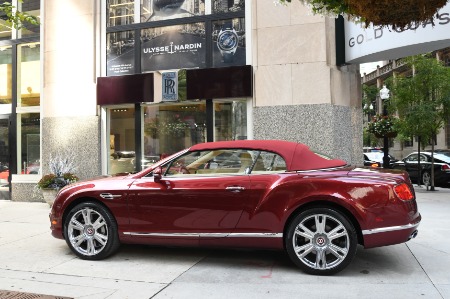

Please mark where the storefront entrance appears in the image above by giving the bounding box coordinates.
[0,115,11,200]
[106,100,248,175]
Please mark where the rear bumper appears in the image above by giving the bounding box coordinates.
[362,214,421,248]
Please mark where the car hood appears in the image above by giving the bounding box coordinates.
[59,173,133,193]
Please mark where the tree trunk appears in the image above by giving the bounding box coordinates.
[430,134,435,191]
[417,136,421,187]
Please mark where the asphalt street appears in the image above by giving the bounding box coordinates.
[0,186,449,299]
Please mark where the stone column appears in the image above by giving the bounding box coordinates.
[252,2,362,165]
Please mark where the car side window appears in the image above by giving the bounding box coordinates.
[251,151,286,173]
[159,149,286,177]
[419,155,428,162]
[406,154,418,162]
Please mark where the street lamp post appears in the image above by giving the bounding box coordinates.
[363,103,374,146]
[379,85,390,169]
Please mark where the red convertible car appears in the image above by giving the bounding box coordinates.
[49,140,421,275]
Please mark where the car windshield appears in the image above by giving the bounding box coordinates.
[434,153,450,163]
[365,152,384,162]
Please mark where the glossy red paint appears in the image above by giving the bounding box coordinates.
[49,140,421,274]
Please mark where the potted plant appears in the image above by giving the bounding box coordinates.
[37,152,79,207]
[367,114,399,138]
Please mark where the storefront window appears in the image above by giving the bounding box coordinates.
[0,45,12,105]
[141,23,206,72]
[17,113,40,174]
[107,31,135,76]
[143,102,206,167]
[18,42,40,107]
[107,0,135,27]
[141,0,205,23]
[18,0,40,38]
[214,100,247,141]
[108,107,136,174]
[212,18,246,67]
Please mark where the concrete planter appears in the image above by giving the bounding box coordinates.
[41,188,58,207]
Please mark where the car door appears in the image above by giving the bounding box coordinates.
[127,149,251,239]
[402,153,420,181]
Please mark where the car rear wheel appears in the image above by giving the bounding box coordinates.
[285,207,357,275]
[421,171,431,186]
[64,201,120,260]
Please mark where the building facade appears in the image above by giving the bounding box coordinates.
[0,0,361,202]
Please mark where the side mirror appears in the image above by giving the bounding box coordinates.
[153,166,162,182]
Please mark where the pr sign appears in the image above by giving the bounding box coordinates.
[162,71,178,102]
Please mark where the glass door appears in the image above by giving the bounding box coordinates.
[0,115,10,200]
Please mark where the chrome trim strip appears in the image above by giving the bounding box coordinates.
[123,232,283,238]
[228,233,282,238]
[362,222,420,235]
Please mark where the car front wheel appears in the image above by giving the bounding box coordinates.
[64,201,120,260]
[285,207,357,275]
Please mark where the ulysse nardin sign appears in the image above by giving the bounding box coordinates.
[344,3,450,64]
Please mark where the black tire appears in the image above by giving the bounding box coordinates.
[421,171,431,186]
[64,201,120,260]
[285,207,357,275]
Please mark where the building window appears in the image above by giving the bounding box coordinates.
[0,0,12,40]
[108,107,136,174]
[17,113,40,174]
[141,0,206,23]
[446,118,450,147]
[212,0,245,13]
[143,102,207,167]
[0,45,12,105]
[403,136,413,147]
[214,100,247,141]
[18,42,40,107]
[18,0,40,38]
[107,0,135,27]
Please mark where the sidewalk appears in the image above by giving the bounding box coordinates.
[0,187,449,299]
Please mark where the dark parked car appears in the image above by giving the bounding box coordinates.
[50,140,420,275]
[392,152,450,186]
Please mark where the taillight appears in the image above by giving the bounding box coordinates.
[394,183,414,201]
[442,164,450,171]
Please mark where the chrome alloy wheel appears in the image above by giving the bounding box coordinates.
[67,207,109,256]
[292,214,350,270]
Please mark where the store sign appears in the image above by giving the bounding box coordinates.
[162,71,178,101]
[141,24,206,72]
[344,3,450,63]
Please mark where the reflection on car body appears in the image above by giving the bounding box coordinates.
[50,140,420,275]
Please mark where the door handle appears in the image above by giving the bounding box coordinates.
[226,186,246,192]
